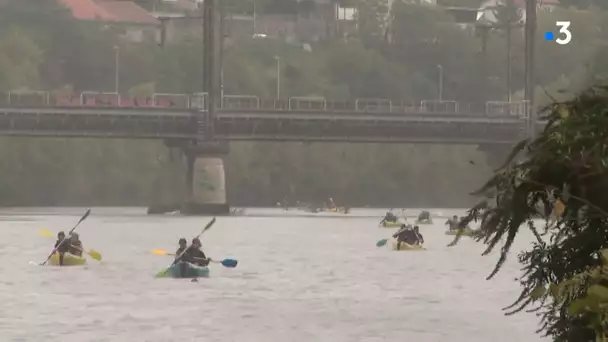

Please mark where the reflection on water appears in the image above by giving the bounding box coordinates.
[0,208,546,341]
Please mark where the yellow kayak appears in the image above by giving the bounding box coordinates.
[380,221,402,228]
[391,240,425,251]
[445,228,476,236]
[324,207,350,214]
[48,252,87,266]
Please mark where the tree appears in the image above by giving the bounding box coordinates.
[451,86,608,340]
[0,28,43,91]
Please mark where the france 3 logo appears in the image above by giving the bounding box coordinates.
[545,21,572,45]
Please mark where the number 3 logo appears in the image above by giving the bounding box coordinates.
[556,21,572,45]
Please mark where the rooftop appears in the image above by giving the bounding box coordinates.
[58,0,159,25]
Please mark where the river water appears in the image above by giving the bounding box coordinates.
[0,207,547,342]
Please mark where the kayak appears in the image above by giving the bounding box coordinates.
[445,228,476,236]
[323,207,350,214]
[380,221,402,228]
[391,240,425,251]
[156,262,210,279]
[48,252,87,266]
[416,218,433,224]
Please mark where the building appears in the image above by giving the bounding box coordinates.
[476,0,560,24]
[57,0,160,42]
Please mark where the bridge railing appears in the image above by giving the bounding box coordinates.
[355,98,391,112]
[222,95,260,109]
[189,92,208,109]
[0,90,533,118]
[486,101,528,118]
[6,91,50,106]
[81,92,121,107]
[288,97,327,110]
[420,100,459,113]
[153,93,190,108]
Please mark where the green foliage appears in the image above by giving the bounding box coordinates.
[552,249,608,342]
[0,28,43,91]
[452,86,608,340]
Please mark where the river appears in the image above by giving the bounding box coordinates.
[0,207,546,342]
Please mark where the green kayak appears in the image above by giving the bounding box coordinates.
[156,261,210,278]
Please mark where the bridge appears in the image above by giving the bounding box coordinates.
[0,91,538,215]
[0,91,533,145]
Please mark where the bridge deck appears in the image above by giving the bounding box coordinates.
[0,106,531,144]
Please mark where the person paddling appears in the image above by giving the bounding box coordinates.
[174,238,194,277]
[413,225,424,245]
[68,233,84,257]
[175,238,188,261]
[54,231,70,266]
[384,210,398,223]
[417,211,431,222]
[187,238,210,267]
[445,215,459,231]
[393,224,420,247]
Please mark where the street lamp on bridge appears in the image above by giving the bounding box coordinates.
[113,46,120,94]
[274,55,281,100]
[437,64,443,101]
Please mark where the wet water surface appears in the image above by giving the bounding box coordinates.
[0,208,546,341]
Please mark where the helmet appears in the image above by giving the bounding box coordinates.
[178,238,187,244]
[58,231,65,237]
[192,238,201,245]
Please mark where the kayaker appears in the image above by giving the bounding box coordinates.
[174,238,193,277]
[328,197,336,210]
[54,231,70,266]
[384,211,398,223]
[68,233,84,257]
[418,211,430,222]
[186,238,210,267]
[393,224,419,246]
[458,216,471,230]
[445,215,459,230]
[174,238,188,261]
[413,225,424,245]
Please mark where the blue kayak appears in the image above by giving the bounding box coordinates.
[156,261,210,278]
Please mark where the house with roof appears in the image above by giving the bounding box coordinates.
[57,0,160,42]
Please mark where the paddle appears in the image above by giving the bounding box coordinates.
[151,249,237,268]
[40,209,91,266]
[155,217,216,277]
[37,229,102,261]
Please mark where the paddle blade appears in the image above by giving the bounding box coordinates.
[155,268,169,278]
[152,249,170,256]
[37,229,55,238]
[376,239,388,247]
[221,259,238,268]
[88,250,102,261]
[79,209,91,224]
[200,217,217,235]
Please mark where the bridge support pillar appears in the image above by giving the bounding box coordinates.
[180,141,230,215]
